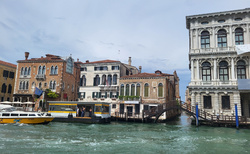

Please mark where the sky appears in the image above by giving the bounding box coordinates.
[0,0,249,100]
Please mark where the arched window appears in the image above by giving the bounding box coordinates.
[42,66,46,74]
[131,84,135,96]
[107,75,112,86]
[202,62,211,81]
[120,84,124,96]
[81,75,86,86]
[50,66,54,74]
[8,84,12,93]
[1,83,6,93]
[136,83,140,96]
[219,61,229,81]
[144,83,149,97]
[235,28,244,45]
[237,60,246,79]
[24,67,27,75]
[19,81,23,90]
[66,57,73,74]
[113,74,117,85]
[53,81,56,90]
[21,67,24,75]
[158,83,163,97]
[101,75,106,85]
[54,66,58,74]
[201,31,210,48]
[125,84,129,96]
[217,29,227,47]
[94,75,100,86]
[39,82,42,89]
[32,82,36,91]
[22,81,25,90]
[49,81,53,89]
[26,82,29,90]
[28,67,31,75]
[38,66,42,75]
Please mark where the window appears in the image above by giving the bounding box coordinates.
[113,74,117,85]
[235,18,242,21]
[136,83,140,96]
[202,62,211,81]
[201,31,210,48]
[80,67,87,71]
[54,66,58,74]
[235,28,244,45]
[24,67,27,75]
[9,72,14,79]
[38,66,42,74]
[21,67,24,75]
[93,75,100,86]
[222,96,230,109]
[94,66,108,71]
[204,96,212,109]
[19,81,23,90]
[49,81,53,89]
[53,81,56,90]
[144,105,149,111]
[107,75,112,86]
[125,84,129,96]
[120,84,124,96]
[8,84,12,94]
[217,29,227,47]
[66,57,74,74]
[219,61,228,81]
[1,84,7,93]
[32,82,36,91]
[39,82,42,88]
[218,19,225,23]
[42,66,46,74]
[3,70,9,78]
[28,67,31,75]
[80,75,86,86]
[50,66,54,74]
[158,83,163,97]
[144,83,149,97]
[22,81,25,90]
[237,60,246,79]
[102,75,106,85]
[201,21,209,25]
[112,66,119,70]
[112,104,116,108]
[26,82,29,90]
[131,84,135,96]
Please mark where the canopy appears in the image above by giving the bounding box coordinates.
[236,44,250,56]
[23,101,35,104]
[238,79,250,91]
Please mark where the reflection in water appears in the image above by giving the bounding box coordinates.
[0,112,250,153]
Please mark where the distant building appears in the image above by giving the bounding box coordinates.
[0,60,16,102]
[115,70,180,120]
[78,57,138,107]
[186,8,250,117]
[13,52,80,111]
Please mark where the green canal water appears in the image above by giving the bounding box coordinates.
[1,113,250,154]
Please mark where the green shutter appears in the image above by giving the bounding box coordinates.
[116,92,119,98]
[110,92,113,98]
[83,92,85,98]
[92,92,95,98]
[105,92,107,98]
[98,92,101,98]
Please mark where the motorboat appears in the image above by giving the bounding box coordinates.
[0,104,54,124]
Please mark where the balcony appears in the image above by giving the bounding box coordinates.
[36,74,46,80]
[191,47,236,54]
[99,85,118,91]
[19,75,31,79]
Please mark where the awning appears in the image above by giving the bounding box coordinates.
[236,44,250,56]
[124,101,139,104]
[238,79,250,91]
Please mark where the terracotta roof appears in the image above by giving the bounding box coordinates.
[17,54,64,63]
[121,72,171,79]
[82,59,120,64]
[0,60,17,68]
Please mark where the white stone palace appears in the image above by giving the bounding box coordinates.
[186,8,250,117]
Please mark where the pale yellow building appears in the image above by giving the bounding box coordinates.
[0,60,16,102]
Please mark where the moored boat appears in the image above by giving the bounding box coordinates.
[0,104,54,124]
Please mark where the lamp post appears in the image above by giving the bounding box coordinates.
[196,102,199,126]
[235,102,239,129]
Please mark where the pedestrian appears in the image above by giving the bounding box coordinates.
[76,107,79,117]
[81,107,85,117]
[89,108,92,117]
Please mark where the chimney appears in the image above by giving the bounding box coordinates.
[139,66,142,73]
[128,57,131,66]
[25,52,29,60]
[86,60,89,63]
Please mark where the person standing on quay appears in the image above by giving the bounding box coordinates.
[81,107,85,117]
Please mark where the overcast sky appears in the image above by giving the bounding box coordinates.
[0,0,249,100]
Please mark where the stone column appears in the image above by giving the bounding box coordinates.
[191,59,194,81]
[196,29,199,49]
[214,92,219,115]
[246,24,249,44]
[229,26,233,47]
[211,27,215,48]
[191,92,196,112]
[213,59,217,80]
[231,58,235,80]
[190,29,193,49]
[196,60,200,80]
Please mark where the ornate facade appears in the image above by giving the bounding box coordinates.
[186,8,250,117]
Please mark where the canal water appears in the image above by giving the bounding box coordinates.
[1,113,250,154]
